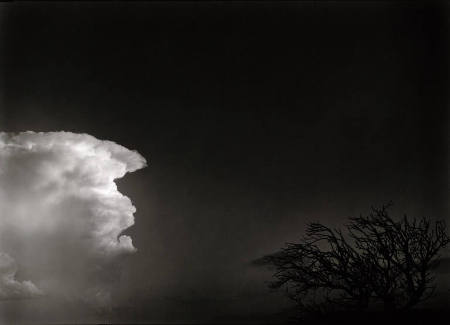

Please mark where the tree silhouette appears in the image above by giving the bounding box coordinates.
[256,204,449,314]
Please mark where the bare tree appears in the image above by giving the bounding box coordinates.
[256,204,449,314]
[348,204,449,310]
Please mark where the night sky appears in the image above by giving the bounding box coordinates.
[0,1,448,323]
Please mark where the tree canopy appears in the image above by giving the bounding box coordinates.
[256,204,449,314]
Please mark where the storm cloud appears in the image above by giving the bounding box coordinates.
[0,252,43,300]
[0,131,146,302]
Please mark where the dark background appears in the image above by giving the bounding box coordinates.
[0,1,448,323]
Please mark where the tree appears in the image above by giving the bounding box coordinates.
[349,204,449,310]
[256,204,449,314]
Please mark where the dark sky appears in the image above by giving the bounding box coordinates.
[0,1,448,323]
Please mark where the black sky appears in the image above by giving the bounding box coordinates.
[0,1,448,323]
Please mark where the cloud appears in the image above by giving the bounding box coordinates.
[0,131,146,303]
[0,252,43,300]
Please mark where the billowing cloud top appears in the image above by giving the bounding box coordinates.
[0,131,146,301]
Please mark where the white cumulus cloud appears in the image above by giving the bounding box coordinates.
[0,131,146,302]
